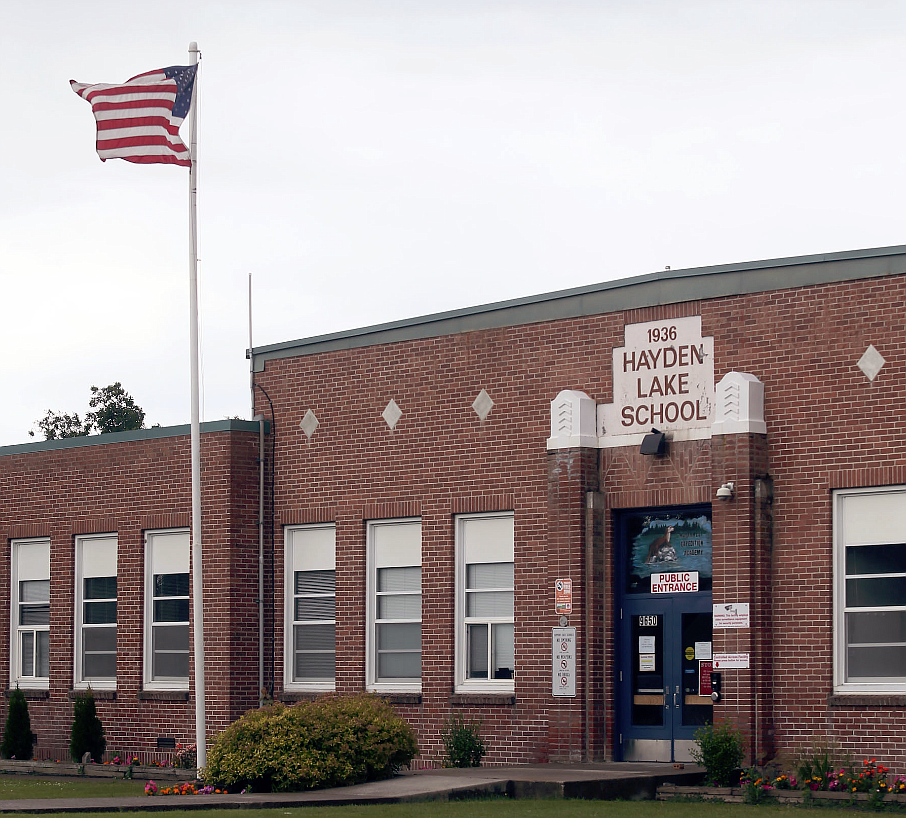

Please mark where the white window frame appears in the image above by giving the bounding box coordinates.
[366,518,422,693]
[74,534,118,690]
[834,485,906,694]
[144,529,190,691]
[10,538,51,690]
[455,512,515,694]
[284,523,336,692]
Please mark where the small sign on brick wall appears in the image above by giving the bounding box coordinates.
[713,602,750,628]
[552,627,576,697]
[554,578,572,614]
[713,653,749,669]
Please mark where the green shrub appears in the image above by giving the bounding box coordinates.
[440,713,485,767]
[70,689,106,763]
[1,688,34,760]
[202,693,418,792]
[691,721,743,786]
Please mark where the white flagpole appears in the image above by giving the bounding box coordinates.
[187,40,207,770]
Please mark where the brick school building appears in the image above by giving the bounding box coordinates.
[1,244,904,768]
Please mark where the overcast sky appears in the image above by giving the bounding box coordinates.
[2,1,904,446]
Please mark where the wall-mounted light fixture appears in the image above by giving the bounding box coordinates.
[640,428,666,456]
[716,481,735,501]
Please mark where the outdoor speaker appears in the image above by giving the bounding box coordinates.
[640,429,666,456]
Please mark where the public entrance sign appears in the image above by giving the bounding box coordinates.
[651,571,699,593]
[552,627,576,697]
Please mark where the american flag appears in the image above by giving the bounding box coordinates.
[71,65,197,167]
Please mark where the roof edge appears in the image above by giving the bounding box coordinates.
[250,244,906,368]
[0,419,262,458]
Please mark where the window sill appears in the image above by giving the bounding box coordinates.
[367,684,422,695]
[6,688,49,700]
[69,689,116,701]
[138,690,190,702]
[279,691,323,703]
[378,693,422,706]
[450,693,515,706]
[829,693,906,707]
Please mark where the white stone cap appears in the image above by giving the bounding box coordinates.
[547,390,598,449]
[711,371,766,435]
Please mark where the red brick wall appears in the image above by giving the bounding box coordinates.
[0,428,260,761]
[255,272,906,767]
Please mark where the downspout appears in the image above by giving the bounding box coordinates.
[254,413,265,706]
[253,381,277,698]
[585,491,594,761]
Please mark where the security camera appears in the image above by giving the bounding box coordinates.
[716,482,735,501]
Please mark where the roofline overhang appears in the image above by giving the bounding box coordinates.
[248,244,906,370]
[0,419,264,458]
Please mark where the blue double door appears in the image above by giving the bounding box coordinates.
[618,594,713,761]
[615,506,714,762]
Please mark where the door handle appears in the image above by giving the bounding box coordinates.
[674,685,679,709]
[665,686,669,709]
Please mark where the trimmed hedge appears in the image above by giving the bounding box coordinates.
[1,688,33,760]
[202,694,418,792]
[70,689,106,763]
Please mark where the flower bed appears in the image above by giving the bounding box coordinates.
[659,783,906,808]
[661,758,906,809]
[144,780,235,796]
[741,759,906,799]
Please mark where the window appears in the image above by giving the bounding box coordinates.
[367,519,421,691]
[456,513,516,692]
[11,539,50,688]
[144,529,190,689]
[75,534,117,688]
[285,524,336,690]
[834,486,906,693]
[455,512,515,692]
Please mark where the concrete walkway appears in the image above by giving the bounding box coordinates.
[0,763,705,813]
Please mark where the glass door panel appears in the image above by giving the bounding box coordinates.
[631,613,664,726]
[680,611,713,727]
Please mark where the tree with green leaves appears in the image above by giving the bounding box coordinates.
[30,382,146,440]
[1,687,34,760]
[70,689,106,763]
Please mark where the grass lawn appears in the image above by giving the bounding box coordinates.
[0,775,146,799]
[0,797,851,818]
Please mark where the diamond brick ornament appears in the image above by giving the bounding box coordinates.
[382,399,402,430]
[857,345,885,382]
[472,389,494,420]
[300,410,319,440]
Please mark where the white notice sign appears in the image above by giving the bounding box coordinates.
[651,571,699,593]
[552,627,577,697]
[713,603,751,629]
[713,653,749,669]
